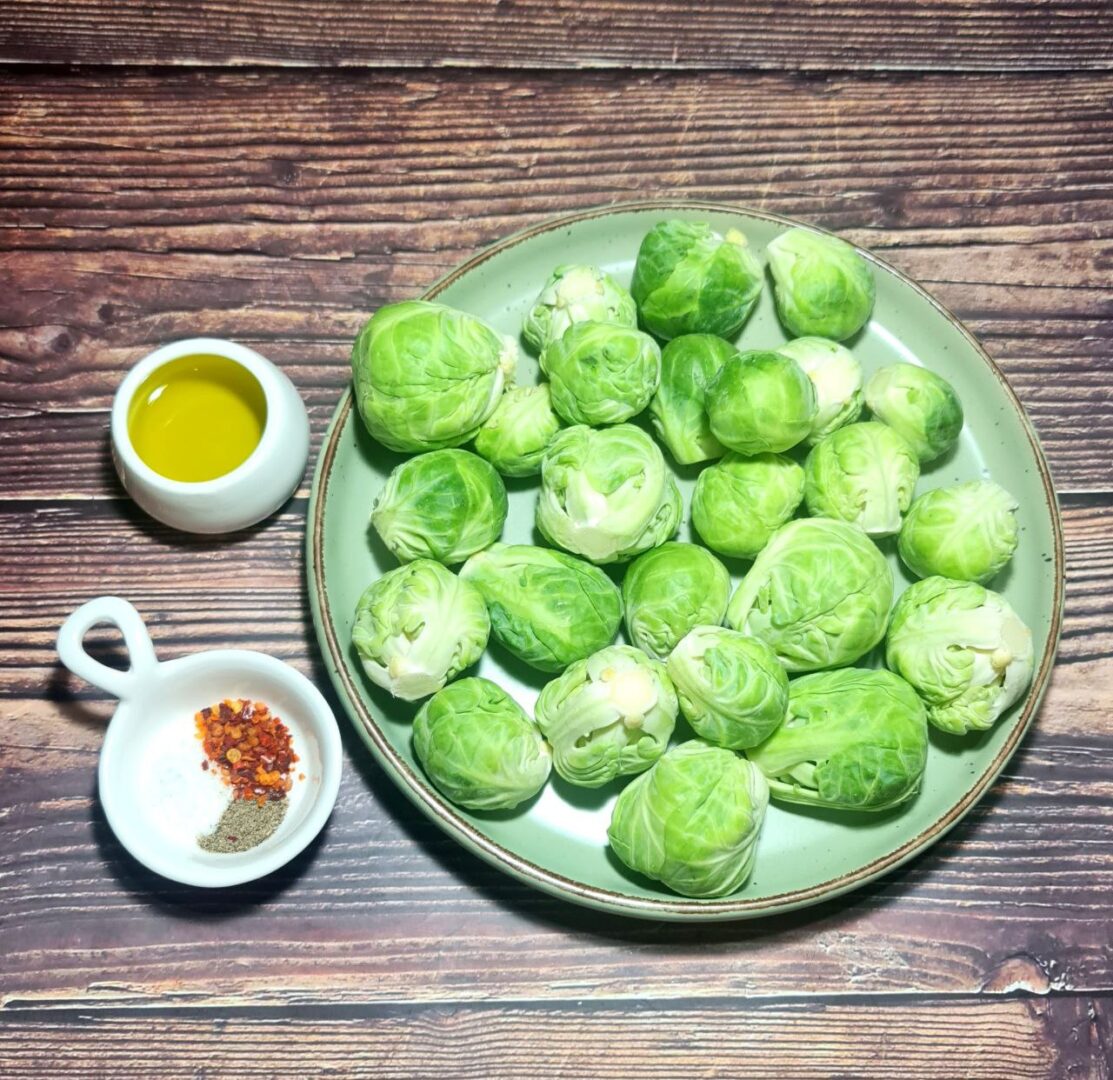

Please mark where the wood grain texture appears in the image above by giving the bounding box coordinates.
[0,493,1109,1008]
[1,997,1110,1078]
[1,51,1111,1076]
[2,0,1112,72]
[2,69,1111,493]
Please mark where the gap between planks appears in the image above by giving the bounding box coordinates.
[2,986,1108,1017]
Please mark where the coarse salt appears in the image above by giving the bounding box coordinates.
[139,713,231,848]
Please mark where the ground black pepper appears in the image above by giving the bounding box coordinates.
[198,796,287,854]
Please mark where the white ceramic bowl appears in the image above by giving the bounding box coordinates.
[111,337,310,534]
[57,596,342,888]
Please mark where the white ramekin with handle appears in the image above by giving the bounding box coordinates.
[57,596,342,888]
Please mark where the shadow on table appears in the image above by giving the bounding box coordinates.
[90,789,331,919]
[99,427,298,550]
[48,660,119,730]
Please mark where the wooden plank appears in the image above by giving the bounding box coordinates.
[1,70,1111,492]
[1,996,1109,1079]
[1,0,1111,72]
[0,493,1108,1007]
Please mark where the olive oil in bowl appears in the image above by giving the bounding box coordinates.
[128,354,267,483]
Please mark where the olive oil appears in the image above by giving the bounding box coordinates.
[128,354,267,482]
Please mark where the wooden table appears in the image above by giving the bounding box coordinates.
[1,4,1111,1076]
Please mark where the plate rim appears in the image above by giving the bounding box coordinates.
[306,198,1065,921]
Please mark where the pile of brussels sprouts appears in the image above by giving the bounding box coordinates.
[349,220,1035,900]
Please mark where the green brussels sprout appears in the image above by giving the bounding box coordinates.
[886,576,1034,735]
[631,220,764,341]
[865,363,964,463]
[352,300,517,452]
[352,560,490,702]
[648,334,738,465]
[776,336,864,444]
[537,424,681,564]
[691,452,804,560]
[608,740,769,898]
[535,645,678,788]
[706,350,817,455]
[371,449,508,565]
[522,264,637,352]
[540,321,661,426]
[803,421,920,537]
[747,668,928,811]
[459,543,622,673]
[899,481,1019,584]
[667,626,788,750]
[473,384,563,478]
[622,543,731,660]
[766,228,876,342]
[413,677,551,810]
[726,518,893,672]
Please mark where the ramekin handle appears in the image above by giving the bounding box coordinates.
[57,596,158,701]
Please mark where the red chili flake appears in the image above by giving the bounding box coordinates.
[201,760,209,772]
[195,699,298,802]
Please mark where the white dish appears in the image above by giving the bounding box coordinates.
[111,337,310,534]
[57,596,342,888]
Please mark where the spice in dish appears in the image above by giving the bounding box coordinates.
[195,698,299,805]
[198,796,287,854]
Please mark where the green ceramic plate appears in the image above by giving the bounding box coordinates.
[307,201,1063,921]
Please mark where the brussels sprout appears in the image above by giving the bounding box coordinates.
[535,645,678,787]
[865,363,964,463]
[540,321,661,426]
[804,421,920,537]
[537,424,681,564]
[371,449,507,565]
[776,336,864,444]
[622,543,731,660]
[766,228,875,342]
[886,576,1034,735]
[522,264,637,352]
[726,518,893,672]
[748,668,928,811]
[413,677,551,810]
[608,740,769,898]
[473,384,563,478]
[667,626,788,750]
[352,300,516,452]
[352,560,490,702]
[691,452,804,560]
[460,543,622,673]
[899,481,1019,584]
[648,334,738,465]
[631,220,764,341]
[706,350,817,455]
